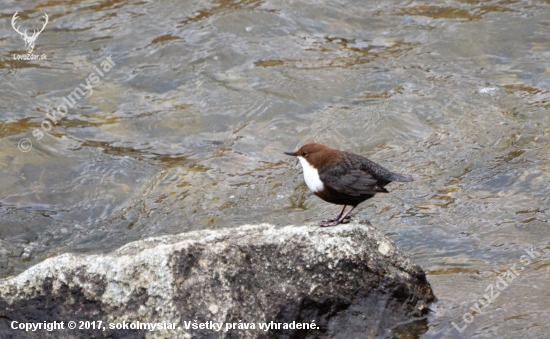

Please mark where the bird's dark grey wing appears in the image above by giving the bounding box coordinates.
[340,151,397,182]
[319,169,388,196]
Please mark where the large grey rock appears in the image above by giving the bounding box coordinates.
[0,221,435,339]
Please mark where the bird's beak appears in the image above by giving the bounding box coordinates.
[284,151,297,156]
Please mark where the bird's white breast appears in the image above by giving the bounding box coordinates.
[298,157,324,193]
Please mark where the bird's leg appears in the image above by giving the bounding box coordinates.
[320,206,356,227]
[326,205,347,222]
[338,205,356,223]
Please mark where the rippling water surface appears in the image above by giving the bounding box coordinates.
[1,0,550,337]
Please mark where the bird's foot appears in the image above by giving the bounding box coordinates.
[319,220,340,227]
[319,215,352,227]
[325,215,352,222]
[339,217,352,224]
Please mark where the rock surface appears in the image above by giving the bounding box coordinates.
[0,221,435,339]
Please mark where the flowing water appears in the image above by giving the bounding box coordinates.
[1,0,550,337]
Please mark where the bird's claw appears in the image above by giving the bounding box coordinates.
[325,215,352,222]
[319,220,340,227]
[319,215,352,227]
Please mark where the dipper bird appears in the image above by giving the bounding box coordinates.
[284,143,413,227]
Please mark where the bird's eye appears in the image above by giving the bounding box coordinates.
[302,151,308,157]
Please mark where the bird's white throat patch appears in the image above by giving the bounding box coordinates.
[298,157,324,193]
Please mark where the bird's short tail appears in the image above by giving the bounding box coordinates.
[389,172,413,182]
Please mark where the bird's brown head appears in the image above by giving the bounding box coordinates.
[284,143,339,169]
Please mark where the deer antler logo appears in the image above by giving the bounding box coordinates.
[12,11,49,54]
